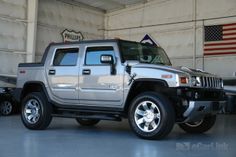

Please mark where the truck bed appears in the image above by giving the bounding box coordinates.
[18,63,44,67]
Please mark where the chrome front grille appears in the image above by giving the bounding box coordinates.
[200,76,222,88]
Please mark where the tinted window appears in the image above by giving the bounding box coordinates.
[53,48,79,66]
[85,47,115,65]
[119,41,171,65]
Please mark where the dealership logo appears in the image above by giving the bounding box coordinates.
[176,142,229,151]
[61,29,84,42]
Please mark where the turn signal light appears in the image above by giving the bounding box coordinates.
[180,77,188,84]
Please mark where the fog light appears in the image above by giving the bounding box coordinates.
[194,92,199,99]
[182,99,188,107]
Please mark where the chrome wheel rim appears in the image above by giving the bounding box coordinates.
[134,101,161,133]
[24,99,41,124]
[185,120,203,127]
[0,101,13,115]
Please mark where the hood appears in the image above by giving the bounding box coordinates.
[131,63,216,77]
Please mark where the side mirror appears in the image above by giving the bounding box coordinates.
[100,55,114,64]
[100,54,116,75]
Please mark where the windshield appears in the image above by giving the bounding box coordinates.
[119,41,171,66]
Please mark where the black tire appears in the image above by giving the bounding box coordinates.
[178,115,216,134]
[128,92,175,140]
[76,118,100,126]
[0,97,15,116]
[21,92,52,130]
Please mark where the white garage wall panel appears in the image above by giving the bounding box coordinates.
[0,0,26,19]
[105,25,198,68]
[105,0,236,77]
[106,0,193,30]
[105,0,200,69]
[197,0,236,20]
[0,0,235,77]
[0,0,27,75]
[204,56,236,77]
[36,0,105,61]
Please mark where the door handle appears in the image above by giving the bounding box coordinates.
[82,69,91,75]
[49,69,56,75]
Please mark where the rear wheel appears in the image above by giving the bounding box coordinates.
[21,92,52,130]
[0,100,14,116]
[128,92,175,140]
[178,115,216,133]
[76,118,100,126]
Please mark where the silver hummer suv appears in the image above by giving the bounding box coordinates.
[14,39,225,139]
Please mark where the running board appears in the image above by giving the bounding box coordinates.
[55,107,123,115]
[52,113,122,121]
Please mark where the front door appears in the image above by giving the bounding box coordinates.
[79,46,123,107]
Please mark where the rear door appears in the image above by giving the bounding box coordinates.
[79,44,124,107]
[46,47,80,104]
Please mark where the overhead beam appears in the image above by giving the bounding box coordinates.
[57,0,106,13]
[106,0,149,13]
[105,0,126,8]
[104,0,128,12]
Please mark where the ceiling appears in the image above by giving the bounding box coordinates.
[63,0,149,12]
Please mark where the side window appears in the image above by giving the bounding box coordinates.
[53,48,79,66]
[85,47,115,65]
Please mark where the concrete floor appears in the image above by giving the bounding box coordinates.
[0,115,235,157]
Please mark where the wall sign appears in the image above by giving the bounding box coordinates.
[140,34,159,46]
[61,29,84,42]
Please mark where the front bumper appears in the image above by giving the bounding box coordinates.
[183,100,226,122]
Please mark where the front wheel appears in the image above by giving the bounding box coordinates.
[21,92,52,130]
[178,115,216,134]
[128,92,175,140]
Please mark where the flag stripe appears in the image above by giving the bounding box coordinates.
[223,30,236,34]
[204,42,236,46]
[204,46,236,51]
[222,37,236,40]
[204,52,236,56]
[204,44,236,49]
[205,39,236,44]
[223,23,236,27]
[223,32,236,36]
[223,26,236,30]
[204,49,236,53]
[223,27,236,31]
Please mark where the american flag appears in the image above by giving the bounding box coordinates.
[204,23,236,56]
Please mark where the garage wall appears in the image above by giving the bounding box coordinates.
[36,0,105,61]
[0,0,105,75]
[0,0,235,77]
[0,0,27,75]
[105,0,236,77]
